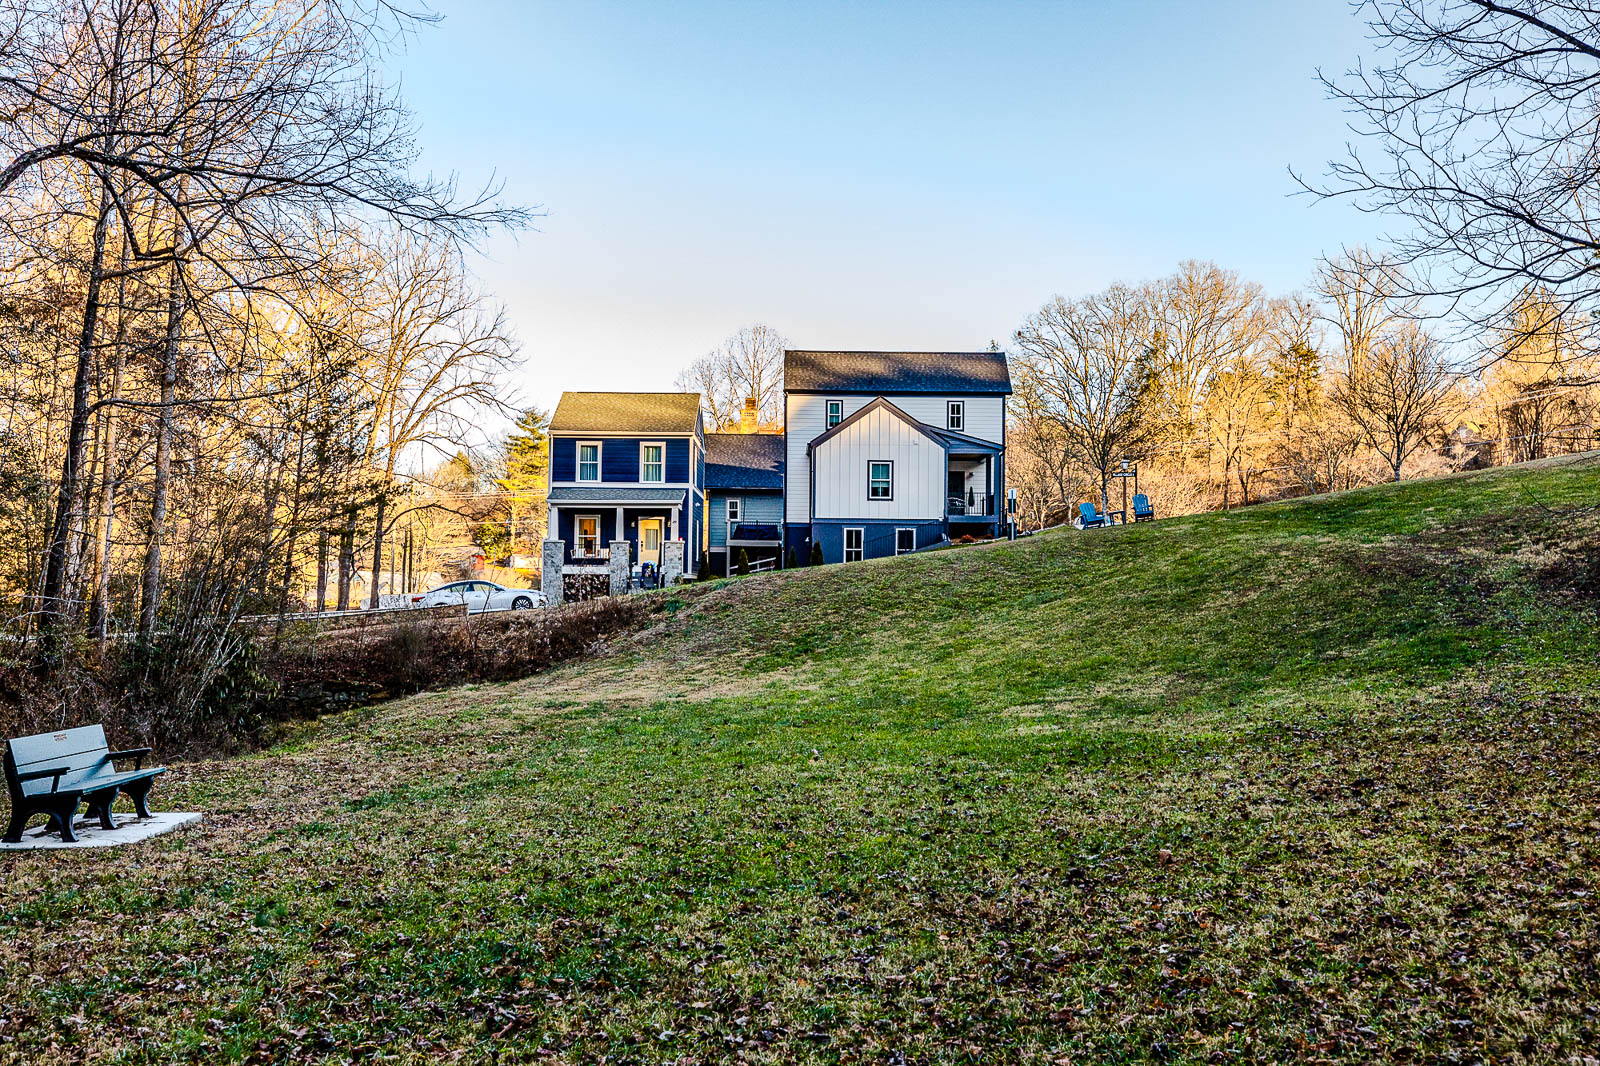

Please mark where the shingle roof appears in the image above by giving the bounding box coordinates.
[547,486,686,504]
[785,350,1012,394]
[549,392,702,434]
[705,433,785,490]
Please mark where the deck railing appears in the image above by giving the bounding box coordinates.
[948,493,993,517]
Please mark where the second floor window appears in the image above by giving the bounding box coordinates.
[726,497,741,524]
[947,401,964,431]
[578,442,600,482]
[826,399,843,428]
[869,461,893,500]
[641,443,664,482]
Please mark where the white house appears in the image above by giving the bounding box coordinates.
[782,350,1011,563]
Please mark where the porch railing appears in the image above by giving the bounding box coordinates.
[948,493,993,517]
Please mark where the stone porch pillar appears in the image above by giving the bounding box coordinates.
[541,540,564,605]
[608,540,631,596]
[662,541,685,587]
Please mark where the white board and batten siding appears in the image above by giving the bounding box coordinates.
[810,405,945,521]
[786,393,1005,523]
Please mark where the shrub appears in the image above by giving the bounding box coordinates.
[785,547,798,569]
[809,543,824,566]
[736,549,750,575]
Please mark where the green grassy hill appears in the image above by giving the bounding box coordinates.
[6,456,1600,1064]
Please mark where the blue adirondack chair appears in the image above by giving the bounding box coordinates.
[1078,502,1109,529]
[1132,493,1155,522]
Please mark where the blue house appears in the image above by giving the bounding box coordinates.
[545,392,705,577]
[705,430,785,575]
[782,351,1011,563]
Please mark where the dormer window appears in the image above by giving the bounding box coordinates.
[947,401,964,431]
[826,399,843,428]
[578,442,601,482]
[640,442,664,483]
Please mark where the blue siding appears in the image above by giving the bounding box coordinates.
[709,492,782,549]
[709,495,727,548]
[554,508,617,564]
[667,439,691,483]
[602,439,639,482]
[551,437,576,482]
[811,519,944,564]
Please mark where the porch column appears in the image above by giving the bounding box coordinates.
[541,539,564,605]
[662,541,685,586]
[615,506,625,552]
[608,540,630,596]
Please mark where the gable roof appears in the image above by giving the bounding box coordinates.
[785,350,1012,394]
[806,396,946,453]
[549,392,701,435]
[705,433,785,490]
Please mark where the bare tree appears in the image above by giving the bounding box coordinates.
[1315,249,1413,378]
[1334,321,1457,481]
[1013,285,1154,513]
[674,324,786,430]
[1147,261,1271,443]
[1310,1,1600,325]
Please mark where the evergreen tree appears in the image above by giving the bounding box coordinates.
[809,542,824,566]
[496,407,550,549]
[785,547,798,569]
[736,549,750,575]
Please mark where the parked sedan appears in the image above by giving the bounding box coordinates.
[410,580,545,613]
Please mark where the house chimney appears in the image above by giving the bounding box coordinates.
[740,396,759,434]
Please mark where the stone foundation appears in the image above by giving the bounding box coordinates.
[541,540,564,605]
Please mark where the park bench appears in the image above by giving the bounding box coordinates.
[3,725,165,843]
[1133,493,1155,522]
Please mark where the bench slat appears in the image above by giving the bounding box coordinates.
[9,725,109,770]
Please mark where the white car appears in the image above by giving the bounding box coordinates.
[410,580,545,613]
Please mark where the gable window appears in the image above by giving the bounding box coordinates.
[641,442,664,483]
[868,461,894,500]
[826,399,843,428]
[844,527,864,563]
[577,442,601,482]
[947,401,964,431]
[896,528,915,555]
[575,515,600,557]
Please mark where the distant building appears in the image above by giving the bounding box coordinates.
[706,409,785,575]
[782,350,1011,563]
[545,391,705,577]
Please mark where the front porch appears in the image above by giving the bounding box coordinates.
[947,452,999,526]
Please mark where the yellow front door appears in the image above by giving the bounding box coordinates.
[639,519,663,567]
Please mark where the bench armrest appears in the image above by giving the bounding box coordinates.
[17,765,70,790]
[105,748,153,770]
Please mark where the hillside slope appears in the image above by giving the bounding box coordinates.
[4,456,1599,1064]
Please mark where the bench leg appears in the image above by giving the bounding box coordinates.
[84,786,118,830]
[3,805,32,844]
[123,778,155,819]
[46,797,80,843]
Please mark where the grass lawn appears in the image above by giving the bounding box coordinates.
[3,455,1599,1065]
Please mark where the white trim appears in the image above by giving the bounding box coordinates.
[843,527,864,563]
[947,400,964,431]
[826,399,843,428]
[640,440,665,483]
[895,527,915,555]
[577,441,602,483]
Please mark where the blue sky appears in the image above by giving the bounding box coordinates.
[396,1,1387,420]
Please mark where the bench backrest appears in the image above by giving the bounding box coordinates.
[1133,493,1152,514]
[1078,502,1101,522]
[4,725,112,799]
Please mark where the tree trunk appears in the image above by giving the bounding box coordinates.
[139,257,183,641]
[38,193,114,649]
[368,491,388,610]
[315,530,329,613]
[335,507,355,611]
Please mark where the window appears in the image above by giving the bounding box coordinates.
[575,515,600,557]
[577,442,601,482]
[868,460,893,500]
[947,400,964,431]
[826,399,843,428]
[725,497,741,538]
[844,527,864,563]
[641,442,664,482]
[896,528,915,555]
